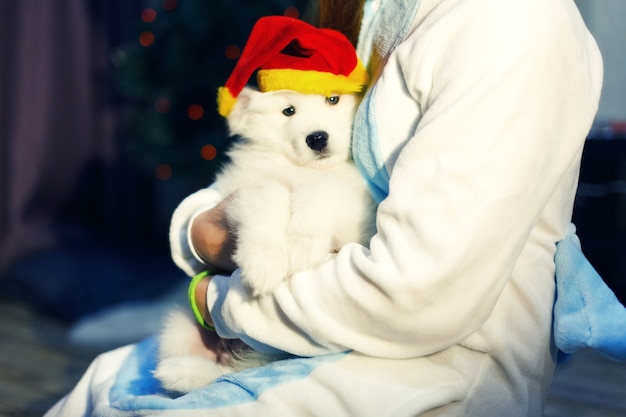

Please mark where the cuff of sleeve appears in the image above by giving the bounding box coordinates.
[187,205,214,265]
[207,275,237,338]
[208,272,284,355]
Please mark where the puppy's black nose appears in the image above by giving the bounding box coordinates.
[306,131,328,152]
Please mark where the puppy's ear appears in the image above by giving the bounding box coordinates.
[226,87,257,136]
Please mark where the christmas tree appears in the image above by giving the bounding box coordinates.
[114,0,309,185]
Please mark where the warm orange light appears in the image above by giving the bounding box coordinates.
[225,44,241,60]
[139,31,155,47]
[141,8,157,23]
[187,104,204,120]
[155,164,172,180]
[201,144,217,161]
[154,97,170,113]
[284,6,299,19]
[163,0,177,11]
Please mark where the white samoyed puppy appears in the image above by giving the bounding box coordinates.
[154,86,375,393]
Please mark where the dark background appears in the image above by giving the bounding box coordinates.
[0,0,308,320]
[573,125,626,305]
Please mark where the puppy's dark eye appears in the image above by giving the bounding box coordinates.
[326,96,340,105]
[282,106,296,116]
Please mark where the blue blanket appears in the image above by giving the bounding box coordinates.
[106,337,345,413]
[553,234,626,362]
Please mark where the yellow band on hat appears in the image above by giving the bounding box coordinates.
[217,61,369,117]
[257,61,369,97]
[217,86,237,117]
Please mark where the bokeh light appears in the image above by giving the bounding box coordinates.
[187,104,204,120]
[201,144,217,161]
[163,0,177,11]
[284,6,299,18]
[141,8,157,23]
[154,97,170,113]
[155,164,172,180]
[225,44,241,60]
[139,31,155,47]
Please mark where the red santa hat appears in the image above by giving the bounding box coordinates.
[217,16,369,117]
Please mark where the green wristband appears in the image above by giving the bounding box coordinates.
[188,270,215,331]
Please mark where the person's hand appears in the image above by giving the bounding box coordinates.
[189,196,238,331]
[190,197,237,273]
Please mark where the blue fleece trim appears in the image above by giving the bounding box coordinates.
[353,83,390,204]
[352,0,422,204]
[554,236,626,361]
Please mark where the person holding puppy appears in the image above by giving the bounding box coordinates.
[46,0,619,416]
[178,0,605,415]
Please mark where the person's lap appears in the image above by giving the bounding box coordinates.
[47,336,548,417]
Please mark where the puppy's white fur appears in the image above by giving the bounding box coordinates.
[155,87,375,393]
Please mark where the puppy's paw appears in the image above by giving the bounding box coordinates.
[234,241,289,296]
[159,308,204,359]
[154,356,232,393]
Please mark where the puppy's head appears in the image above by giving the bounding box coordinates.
[226,87,358,169]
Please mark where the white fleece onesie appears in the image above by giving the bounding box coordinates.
[169,0,603,414]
